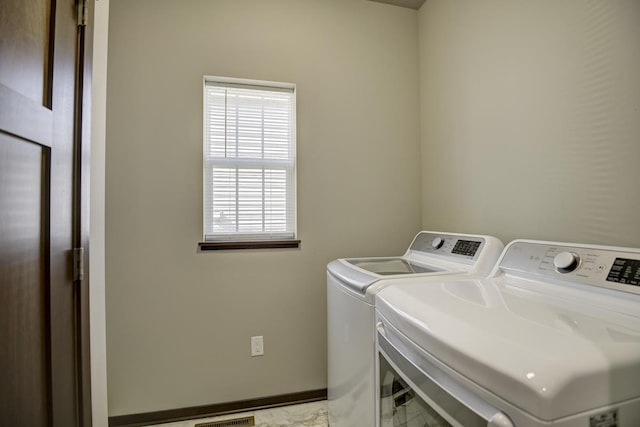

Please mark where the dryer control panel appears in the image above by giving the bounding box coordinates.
[500,241,640,295]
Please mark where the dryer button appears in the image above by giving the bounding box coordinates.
[554,251,580,273]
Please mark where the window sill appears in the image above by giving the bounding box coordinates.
[198,240,301,251]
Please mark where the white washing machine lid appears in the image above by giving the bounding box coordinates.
[327,231,504,295]
[327,257,455,294]
[376,276,640,421]
[347,257,441,275]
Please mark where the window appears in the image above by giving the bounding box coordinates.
[201,77,298,249]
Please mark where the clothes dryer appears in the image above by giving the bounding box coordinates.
[375,240,640,427]
[327,231,503,427]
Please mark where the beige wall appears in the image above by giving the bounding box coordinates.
[106,0,640,418]
[105,0,420,416]
[419,0,640,247]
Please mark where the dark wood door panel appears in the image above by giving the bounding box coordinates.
[0,83,53,147]
[0,134,50,426]
[0,0,53,105]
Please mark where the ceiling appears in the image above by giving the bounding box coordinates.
[368,0,426,10]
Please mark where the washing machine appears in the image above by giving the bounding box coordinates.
[327,231,504,427]
[375,239,640,427]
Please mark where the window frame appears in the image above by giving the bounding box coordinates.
[199,76,299,251]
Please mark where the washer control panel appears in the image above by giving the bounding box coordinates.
[409,232,485,261]
[500,241,640,295]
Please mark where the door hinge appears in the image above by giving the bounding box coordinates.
[77,0,88,27]
[73,247,85,281]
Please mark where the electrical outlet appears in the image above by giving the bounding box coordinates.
[251,336,264,357]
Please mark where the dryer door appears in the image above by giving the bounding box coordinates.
[379,351,453,427]
[376,320,514,427]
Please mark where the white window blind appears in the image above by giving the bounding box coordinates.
[203,77,296,241]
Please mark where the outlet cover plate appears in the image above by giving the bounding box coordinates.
[251,336,264,356]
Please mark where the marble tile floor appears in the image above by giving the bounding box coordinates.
[143,400,328,427]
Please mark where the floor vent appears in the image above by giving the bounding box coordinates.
[195,416,255,427]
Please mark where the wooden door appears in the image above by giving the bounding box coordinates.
[0,0,92,425]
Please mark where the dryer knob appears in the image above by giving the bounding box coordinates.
[431,237,445,250]
[554,251,580,273]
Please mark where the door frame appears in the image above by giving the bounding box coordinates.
[75,0,95,424]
